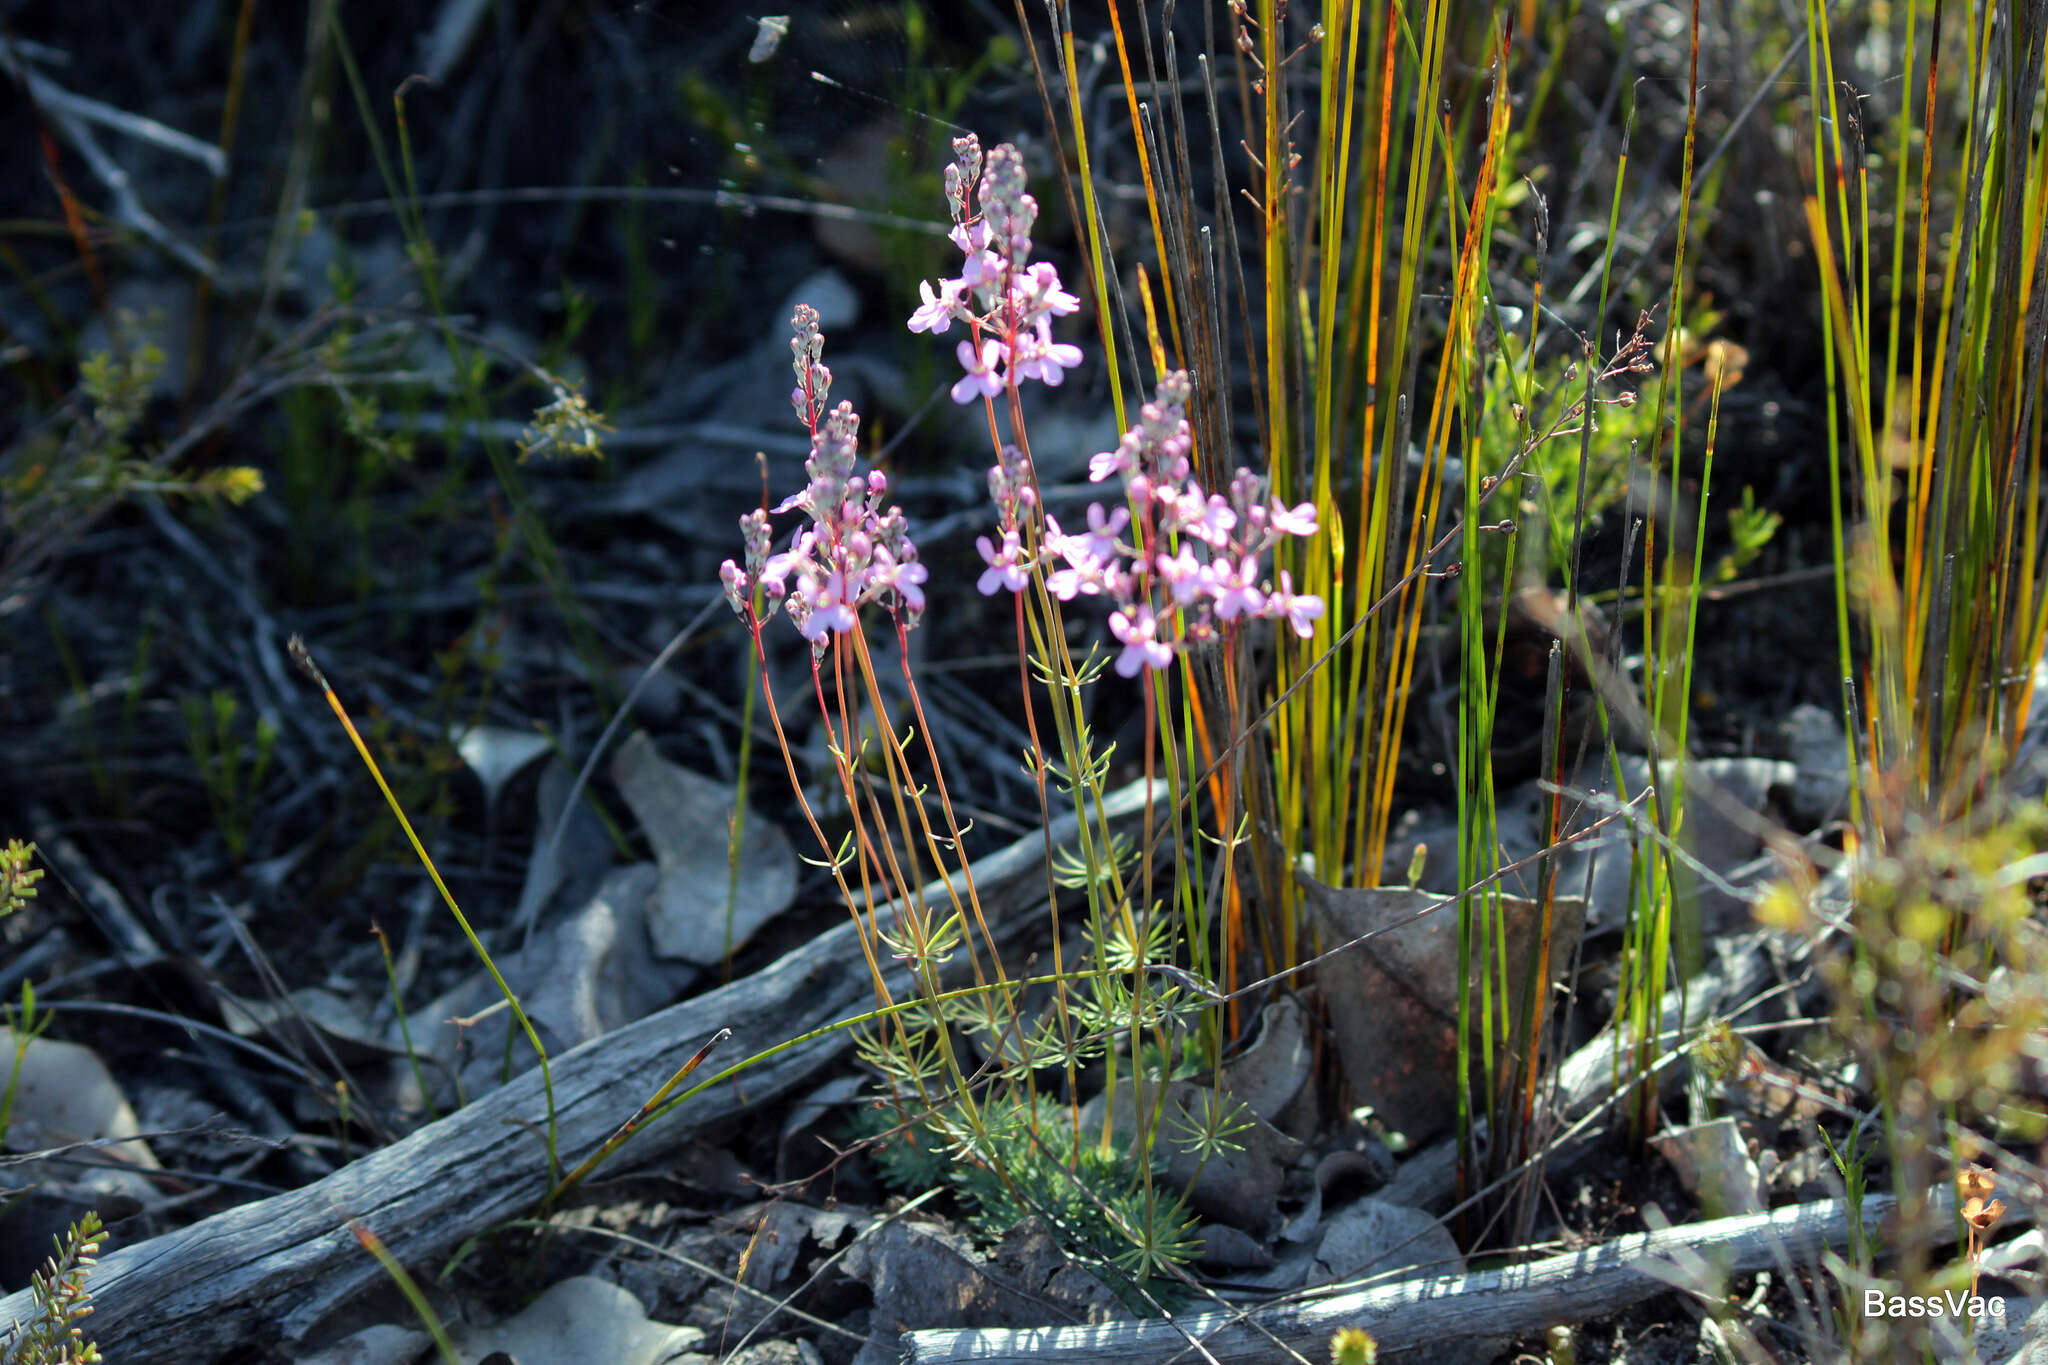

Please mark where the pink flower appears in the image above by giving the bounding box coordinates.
[1042,514,1108,601]
[1156,544,1210,606]
[1021,261,1080,318]
[948,219,991,257]
[1046,565,1102,601]
[952,338,1007,404]
[1109,604,1174,676]
[1266,571,1326,638]
[959,246,1004,289]
[795,571,857,640]
[908,278,964,334]
[1167,490,1236,547]
[1011,325,1084,387]
[1270,499,1319,537]
[1080,503,1128,562]
[1211,555,1266,621]
[976,530,1031,596]
[1089,437,1137,483]
[760,533,815,593]
[871,549,928,612]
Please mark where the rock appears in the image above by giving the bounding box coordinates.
[514,757,617,934]
[395,864,697,1109]
[1377,1136,1461,1214]
[292,1324,431,1365]
[614,663,683,728]
[1653,1117,1764,1217]
[740,1200,814,1291]
[1984,1231,2048,1297]
[0,1027,161,1206]
[777,1072,864,1183]
[1218,996,1313,1126]
[1314,1199,1504,1364]
[1298,875,1584,1144]
[1932,1296,2047,1363]
[1549,755,1794,936]
[1311,1197,1462,1284]
[612,732,797,965]
[1078,1080,1304,1238]
[988,1218,1122,1322]
[841,1217,1117,1365]
[216,984,401,1066]
[779,269,860,334]
[1196,1223,1272,1270]
[1781,703,1852,827]
[1277,1149,1396,1248]
[445,1275,704,1365]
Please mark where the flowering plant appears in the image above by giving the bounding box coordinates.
[975,370,1324,676]
[907,137,1084,401]
[909,133,1325,677]
[719,305,927,649]
[714,130,1332,1296]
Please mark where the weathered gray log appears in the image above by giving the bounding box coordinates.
[904,1194,1900,1364]
[0,781,1156,1361]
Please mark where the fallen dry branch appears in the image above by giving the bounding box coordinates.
[903,1194,1898,1364]
[0,780,1155,1361]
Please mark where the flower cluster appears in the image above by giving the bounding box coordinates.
[975,372,1327,677]
[721,307,927,648]
[908,135,1083,403]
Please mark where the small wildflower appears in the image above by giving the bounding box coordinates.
[1211,556,1266,621]
[1043,514,1115,601]
[726,314,926,644]
[987,443,1038,527]
[952,338,1008,404]
[206,465,267,504]
[1965,1196,2007,1232]
[1266,571,1326,638]
[1169,490,1237,547]
[795,571,858,641]
[911,135,1085,402]
[1080,503,1129,562]
[976,530,1033,596]
[908,278,965,335]
[1046,558,1115,602]
[1109,604,1174,677]
[1011,323,1084,387]
[761,534,814,594]
[1330,1327,1378,1365]
[1090,438,1137,483]
[1020,261,1080,319]
[789,304,831,429]
[1156,543,1210,607]
[870,548,929,613]
[1269,499,1319,537]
